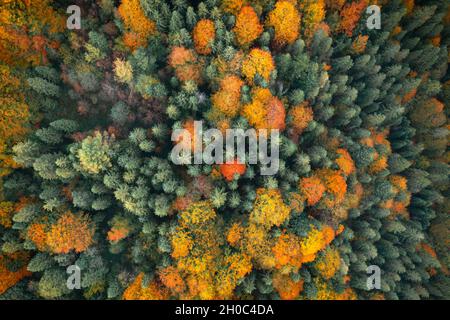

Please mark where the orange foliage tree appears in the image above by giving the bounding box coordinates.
[299,175,326,206]
[219,159,246,181]
[118,0,157,51]
[193,19,215,55]
[46,211,94,254]
[123,273,169,300]
[241,87,286,131]
[335,148,355,176]
[273,272,304,299]
[288,103,314,134]
[272,233,303,272]
[211,75,244,118]
[317,169,348,207]
[338,0,368,36]
[0,252,31,295]
[0,0,63,66]
[233,6,263,47]
[168,47,203,84]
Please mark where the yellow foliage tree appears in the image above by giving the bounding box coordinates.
[266,1,301,46]
[249,188,291,228]
[241,49,274,85]
[298,0,326,39]
[315,248,341,279]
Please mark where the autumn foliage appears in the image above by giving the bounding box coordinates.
[233,6,263,47]
[123,273,169,300]
[193,19,216,55]
[241,87,286,131]
[211,75,244,117]
[46,212,94,254]
[266,1,301,46]
[241,49,275,85]
[168,47,203,84]
[338,0,368,36]
[118,0,157,51]
[0,252,30,295]
[219,159,246,181]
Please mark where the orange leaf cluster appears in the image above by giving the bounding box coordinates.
[317,169,348,207]
[107,217,131,243]
[226,222,244,246]
[158,266,186,294]
[123,273,169,300]
[219,159,246,181]
[193,19,215,55]
[389,175,408,192]
[241,49,275,85]
[233,6,263,47]
[288,103,314,134]
[369,155,388,174]
[211,75,244,117]
[0,0,63,66]
[27,223,48,251]
[0,252,31,295]
[241,87,286,131]
[352,34,369,53]
[46,211,94,254]
[338,0,368,36]
[272,233,303,272]
[335,148,355,175]
[273,272,304,300]
[118,0,157,51]
[299,176,326,206]
[107,226,129,243]
[266,1,301,46]
[168,47,203,84]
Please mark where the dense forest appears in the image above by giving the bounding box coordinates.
[0,0,448,300]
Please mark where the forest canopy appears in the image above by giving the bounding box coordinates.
[0,0,448,300]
